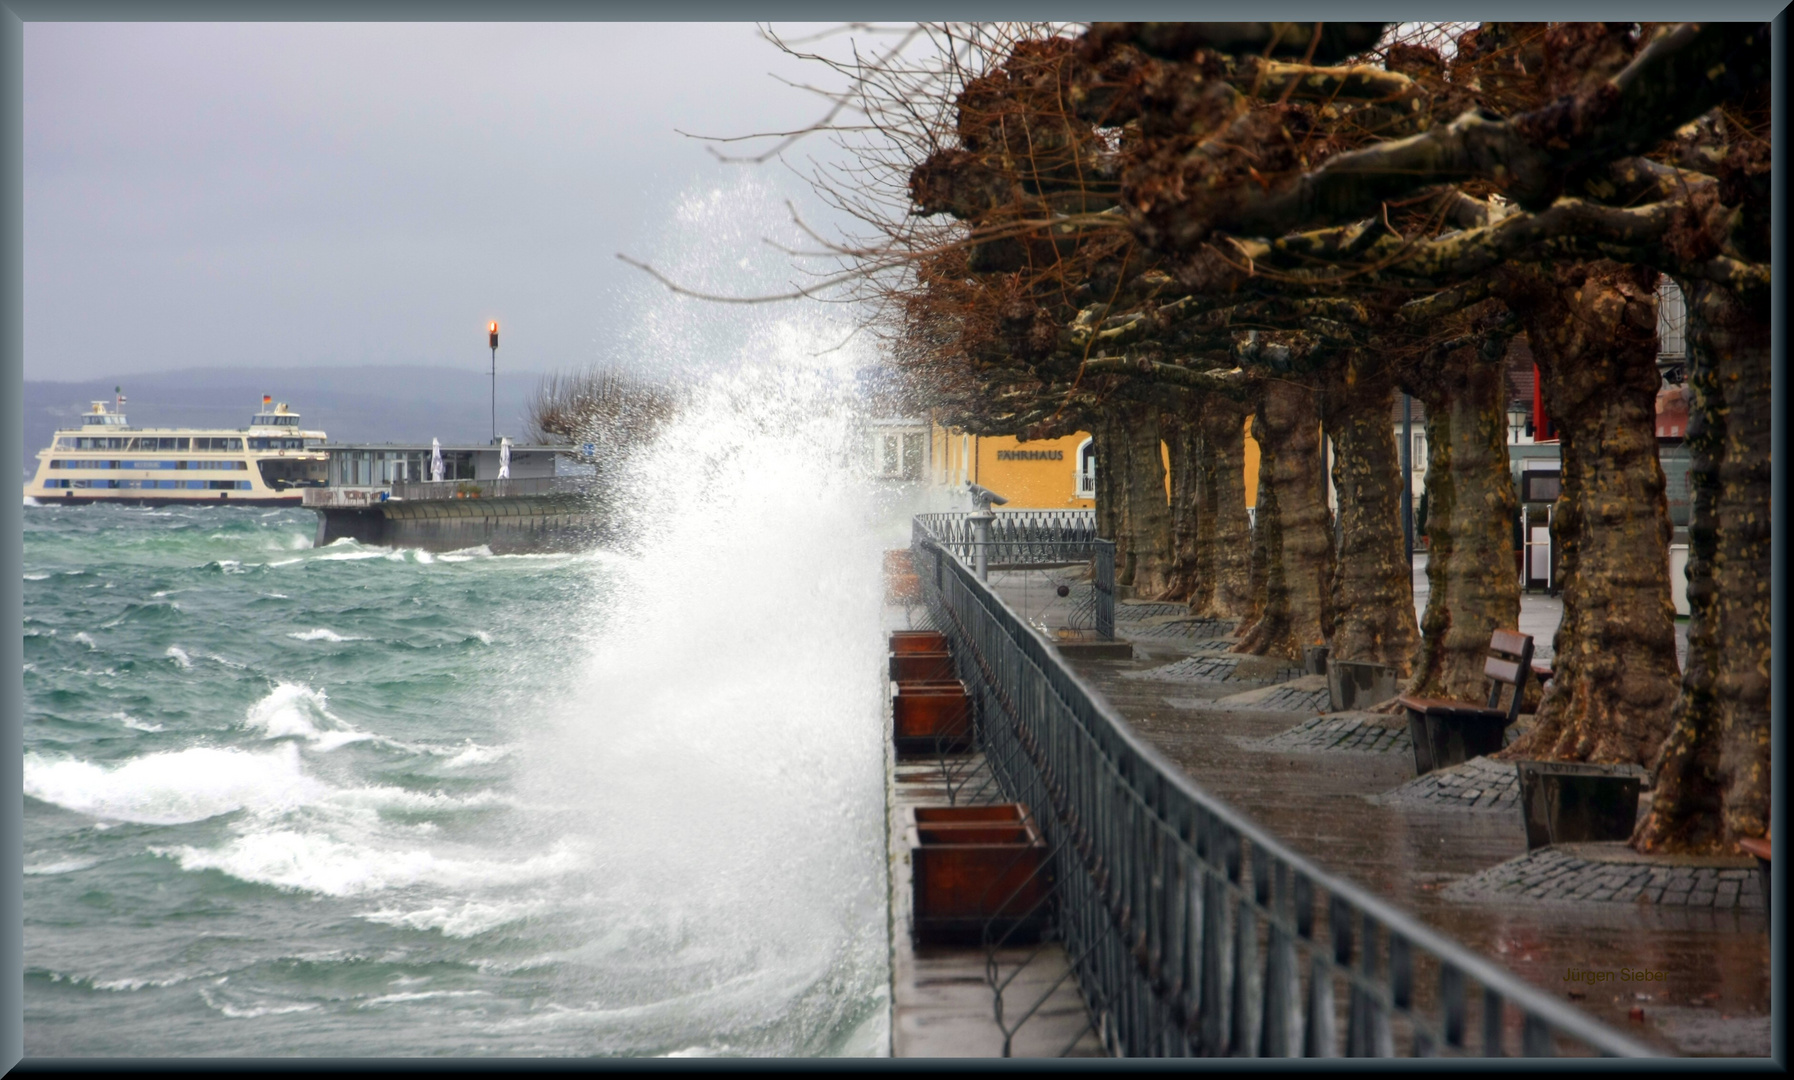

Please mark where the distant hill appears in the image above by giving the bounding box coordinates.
[23,366,554,475]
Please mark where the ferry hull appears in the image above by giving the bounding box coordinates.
[32,493,308,509]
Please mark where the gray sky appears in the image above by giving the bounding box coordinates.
[24,22,885,382]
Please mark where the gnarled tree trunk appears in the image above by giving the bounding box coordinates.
[1118,400,1175,598]
[1404,338,1521,701]
[1190,396,1254,619]
[1635,281,1771,853]
[1499,262,1679,767]
[1092,410,1123,552]
[1235,379,1333,660]
[1161,407,1202,601]
[1322,351,1420,675]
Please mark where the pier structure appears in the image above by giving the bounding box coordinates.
[887,511,1661,1059]
[303,442,606,552]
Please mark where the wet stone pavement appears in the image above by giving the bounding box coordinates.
[982,568,1767,1058]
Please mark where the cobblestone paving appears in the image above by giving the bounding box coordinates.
[1123,653,1303,685]
[1121,617,1238,640]
[1113,602,1191,621]
[1238,711,1412,753]
[1199,677,1333,715]
[1445,846,1766,909]
[1375,755,1522,812]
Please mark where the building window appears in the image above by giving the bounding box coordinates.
[868,428,926,480]
[1076,438,1096,498]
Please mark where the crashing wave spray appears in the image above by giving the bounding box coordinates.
[495,177,894,1056]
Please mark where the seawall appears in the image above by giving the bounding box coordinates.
[312,494,607,553]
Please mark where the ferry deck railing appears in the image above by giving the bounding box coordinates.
[908,518,1656,1059]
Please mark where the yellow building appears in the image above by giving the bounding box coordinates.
[928,421,1262,510]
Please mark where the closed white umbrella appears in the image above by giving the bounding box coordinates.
[498,438,511,481]
[431,438,444,482]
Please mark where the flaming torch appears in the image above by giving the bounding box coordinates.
[488,321,499,444]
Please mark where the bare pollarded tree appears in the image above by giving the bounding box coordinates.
[527,369,681,455]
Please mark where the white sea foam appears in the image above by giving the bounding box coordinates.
[72,632,97,649]
[286,628,365,643]
[359,899,545,937]
[112,710,165,732]
[199,985,322,1020]
[165,646,193,669]
[413,549,435,564]
[313,550,388,562]
[24,743,323,824]
[23,495,41,507]
[438,742,510,768]
[157,831,583,898]
[437,546,493,562]
[241,682,371,750]
[24,571,50,581]
[357,989,491,1006]
[268,558,304,568]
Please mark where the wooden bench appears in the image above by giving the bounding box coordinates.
[1398,630,1535,774]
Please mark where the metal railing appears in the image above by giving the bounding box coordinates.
[908,526,1655,1059]
[387,476,599,501]
[916,510,1098,567]
[915,512,1112,640]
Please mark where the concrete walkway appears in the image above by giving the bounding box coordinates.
[980,571,1762,1057]
[880,602,1105,1059]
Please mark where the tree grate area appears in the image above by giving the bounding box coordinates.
[1122,654,1303,685]
[1112,602,1191,621]
[1234,711,1412,752]
[1119,617,1238,640]
[1178,675,1334,715]
[1374,754,1524,812]
[1444,847,1765,908]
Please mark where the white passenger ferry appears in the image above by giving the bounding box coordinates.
[25,396,328,506]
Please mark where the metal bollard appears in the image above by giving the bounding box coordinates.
[970,510,994,581]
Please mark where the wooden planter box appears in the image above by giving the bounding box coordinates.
[1328,659,1399,713]
[908,803,1049,945]
[893,681,972,757]
[889,630,948,654]
[1514,761,1645,850]
[1407,708,1508,774]
[884,551,921,603]
[890,650,956,683]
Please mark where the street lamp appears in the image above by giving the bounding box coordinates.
[488,321,499,444]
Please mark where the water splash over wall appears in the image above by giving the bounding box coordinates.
[498,177,894,1055]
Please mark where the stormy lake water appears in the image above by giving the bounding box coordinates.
[21,357,900,1056]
